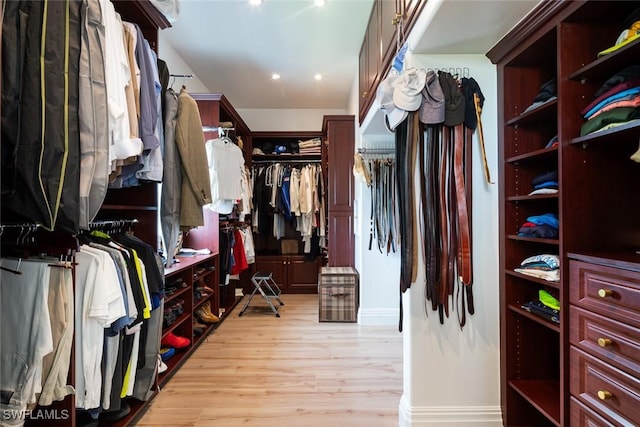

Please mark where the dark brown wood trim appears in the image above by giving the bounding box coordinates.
[486,1,573,64]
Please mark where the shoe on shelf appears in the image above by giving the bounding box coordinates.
[195,308,219,323]
[161,332,190,349]
[160,347,176,361]
[203,301,221,321]
[196,286,214,294]
[157,355,168,374]
[196,301,220,323]
[193,319,207,329]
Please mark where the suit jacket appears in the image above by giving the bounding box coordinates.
[175,88,212,230]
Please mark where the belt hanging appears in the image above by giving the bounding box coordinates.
[368,160,375,251]
[438,126,450,322]
[454,124,472,286]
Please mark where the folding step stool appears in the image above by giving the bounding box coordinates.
[238,272,285,317]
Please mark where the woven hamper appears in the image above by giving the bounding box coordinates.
[318,267,359,322]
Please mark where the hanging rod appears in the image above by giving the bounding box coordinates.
[202,126,235,132]
[358,148,395,154]
[169,74,193,78]
[0,223,41,230]
[89,219,139,229]
[252,158,322,165]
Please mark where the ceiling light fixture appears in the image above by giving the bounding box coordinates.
[249,0,262,6]
[271,73,281,80]
[314,74,322,81]
[314,0,326,6]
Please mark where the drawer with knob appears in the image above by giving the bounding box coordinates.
[570,397,617,427]
[570,346,640,425]
[570,260,640,328]
[570,305,640,378]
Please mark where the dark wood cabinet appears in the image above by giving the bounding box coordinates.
[324,115,355,267]
[488,1,640,425]
[254,255,321,294]
[358,0,426,123]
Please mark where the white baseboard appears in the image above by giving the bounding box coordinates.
[398,397,503,427]
[357,307,399,326]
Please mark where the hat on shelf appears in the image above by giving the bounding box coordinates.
[419,70,445,125]
[393,68,427,112]
[376,72,408,133]
[598,20,640,57]
[438,71,465,126]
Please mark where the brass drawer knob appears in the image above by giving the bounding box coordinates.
[597,289,613,298]
[597,338,612,347]
[597,390,612,400]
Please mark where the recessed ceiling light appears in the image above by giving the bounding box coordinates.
[271,73,281,80]
[250,0,262,6]
[314,74,323,81]
[314,0,326,6]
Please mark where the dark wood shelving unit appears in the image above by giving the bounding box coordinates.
[505,270,561,290]
[488,1,640,425]
[506,99,558,127]
[507,194,559,202]
[506,146,558,164]
[508,305,561,332]
[509,380,561,426]
[507,235,559,245]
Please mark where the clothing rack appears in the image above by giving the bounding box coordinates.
[202,126,235,133]
[0,222,40,232]
[169,73,193,89]
[252,158,322,165]
[358,148,395,154]
[88,218,139,233]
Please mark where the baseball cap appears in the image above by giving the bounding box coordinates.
[419,70,445,124]
[393,68,427,112]
[376,72,408,132]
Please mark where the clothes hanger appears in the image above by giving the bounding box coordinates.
[0,257,23,275]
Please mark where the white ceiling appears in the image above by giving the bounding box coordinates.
[160,0,540,111]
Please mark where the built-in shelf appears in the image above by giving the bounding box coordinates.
[509,379,561,426]
[506,269,561,289]
[506,99,557,127]
[508,304,561,332]
[507,235,559,245]
[506,146,558,164]
[568,37,640,82]
[507,194,559,202]
[570,119,640,148]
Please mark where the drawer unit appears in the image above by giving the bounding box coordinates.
[318,267,359,322]
[570,347,640,426]
[570,397,616,427]
[570,260,640,328]
[569,255,640,426]
[570,305,640,379]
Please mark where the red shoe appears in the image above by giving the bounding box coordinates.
[161,332,190,349]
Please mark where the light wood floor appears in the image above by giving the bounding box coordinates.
[137,294,403,427]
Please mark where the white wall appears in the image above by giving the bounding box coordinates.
[158,32,209,92]
[394,53,501,427]
[235,108,345,132]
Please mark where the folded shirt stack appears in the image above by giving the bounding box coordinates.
[514,254,560,282]
[298,138,322,155]
[528,170,558,196]
[580,65,640,136]
[518,213,559,239]
[523,77,557,114]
